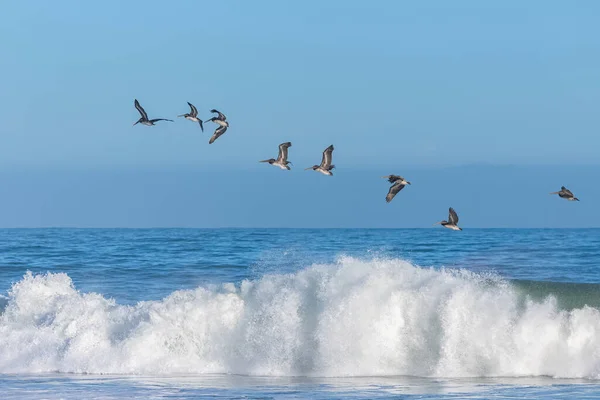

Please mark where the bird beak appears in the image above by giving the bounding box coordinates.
[133,121,139,126]
[549,192,559,195]
[406,181,412,185]
[177,115,185,118]
[258,160,269,163]
[432,221,442,226]
[304,167,312,171]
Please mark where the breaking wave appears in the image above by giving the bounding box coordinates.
[1,257,600,378]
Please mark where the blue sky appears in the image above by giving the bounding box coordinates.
[0,1,599,227]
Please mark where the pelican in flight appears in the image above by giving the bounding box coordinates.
[434,207,462,230]
[178,102,203,131]
[133,99,173,126]
[550,186,580,201]
[205,109,229,144]
[382,175,411,203]
[305,145,335,175]
[260,142,292,170]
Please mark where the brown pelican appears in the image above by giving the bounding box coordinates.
[178,102,203,131]
[434,207,462,230]
[550,186,580,201]
[205,109,229,144]
[305,145,335,175]
[260,142,292,170]
[133,99,173,126]
[382,175,411,203]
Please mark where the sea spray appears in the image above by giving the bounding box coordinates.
[1,257,600,378]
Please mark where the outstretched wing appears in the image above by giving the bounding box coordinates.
[448,207,459,225]
[385,182,405,203]
[209,125,228,144]
[134,99,148,120]
[383,175,403,184]
[277,142,292,162]
[188,102,198,117]
[210,109,227,121]
[198,119,204,132]
[562,187,574,197]
[149,118,174,123]
[320,145,334,169]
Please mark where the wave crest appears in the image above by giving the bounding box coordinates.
[1,258,600,378]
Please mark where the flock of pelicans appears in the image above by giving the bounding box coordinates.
[133,99,581,231]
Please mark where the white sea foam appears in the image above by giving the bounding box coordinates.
[1,257,600,377]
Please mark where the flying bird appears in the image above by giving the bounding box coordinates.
[550,186,580,201]
[178,102,203,131]
[133,99,173,126]
[434,207,462,231]
[382,175,411,203]
[260,142,292,170]
[205,109,229,144]
[305,145,335,175]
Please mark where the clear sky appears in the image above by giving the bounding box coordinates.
[0,1,599,227]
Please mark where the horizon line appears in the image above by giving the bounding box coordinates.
[1,227,599,230]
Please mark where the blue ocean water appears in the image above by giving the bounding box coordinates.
[1,228,600,399]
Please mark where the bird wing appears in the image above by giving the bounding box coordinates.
[211,109,226,121]
[278,142,292,162]
[188,102,198,117]
[209,125,227,144]
[320,145,334,168]
[149,118,174,123]
[448,207,459,225]
[385,182,405,203]
[198,119,204,132]
[563,187,574,197]
[383,175,403,183]
[134,99,148,120]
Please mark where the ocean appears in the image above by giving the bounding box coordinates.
[1,228,599,399]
